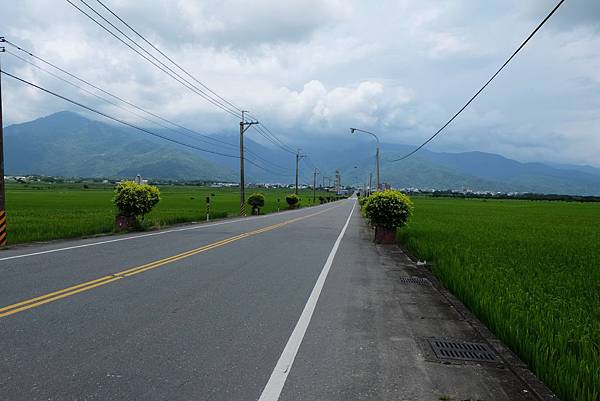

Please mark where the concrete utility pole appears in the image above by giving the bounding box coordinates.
[295,149,305,195]
[0,40,6,246]
[239,110,258,216]
[312,168,319,203]
[349,128,381,191]
[368,172,372,196]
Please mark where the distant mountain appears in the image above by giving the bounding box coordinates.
[5,111,236,181]
[297,139,600,195]
[5,111,600,195]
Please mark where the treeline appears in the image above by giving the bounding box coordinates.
[413,190,600,203]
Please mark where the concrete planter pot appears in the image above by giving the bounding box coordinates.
[115,214,137,231]
[374,226,396,244]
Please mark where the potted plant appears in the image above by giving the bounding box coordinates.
[363,190,413,244]
[285,194,299,209]
[113,181,160,231]
[247,192,265,215]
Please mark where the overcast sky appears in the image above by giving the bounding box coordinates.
[1,0,599,166]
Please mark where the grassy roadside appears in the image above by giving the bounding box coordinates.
[5,183,334,245]
[396,197,599,401]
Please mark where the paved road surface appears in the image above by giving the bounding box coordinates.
[0,198,551,401]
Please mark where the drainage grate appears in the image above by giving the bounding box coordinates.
[428,339,498,362]
[397,277,431,286]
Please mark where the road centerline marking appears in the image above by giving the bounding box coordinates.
[258,199,357,401]
[0,204,346,319]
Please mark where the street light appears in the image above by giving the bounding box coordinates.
[349,127,380,191]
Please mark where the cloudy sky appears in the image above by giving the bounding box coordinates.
[1,0,599,166]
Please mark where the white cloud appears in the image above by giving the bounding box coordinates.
[0,0,599,166]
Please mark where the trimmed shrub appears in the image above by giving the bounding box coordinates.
[363,190,413,229]
[285,194,299,209]
[113,181,160,221]
[247,192,265,215]
[358,196,369,208]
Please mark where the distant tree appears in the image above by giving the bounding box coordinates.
[247,193,265,215]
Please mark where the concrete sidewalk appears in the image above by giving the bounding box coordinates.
[279,207,558,401]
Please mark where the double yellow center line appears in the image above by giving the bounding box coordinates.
[0,205,339,319]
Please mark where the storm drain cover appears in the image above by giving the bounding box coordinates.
[397,277,431,286]
[428,339,498,362]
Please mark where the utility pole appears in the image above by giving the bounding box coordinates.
[312,168,319,203]
[376,146,380,191]
[239,110,258,216]
[295,149,305,195]
[368,172,372,196]
[0,39,6,246]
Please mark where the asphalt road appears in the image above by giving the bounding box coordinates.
[0,198,552,401]
[0,199,356,401]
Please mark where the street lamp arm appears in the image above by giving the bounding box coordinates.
[349,127,380,145]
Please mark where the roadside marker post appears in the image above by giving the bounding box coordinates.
[277,198,280,212]
[206,196,210,222]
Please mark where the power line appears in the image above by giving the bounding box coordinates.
[249,117,296,154]
[93,0,244,115]
[65,0,241,119]
[76,0,241,118]
[5,41,292,173]
[388,0,566,163]
[74,0,298,158]
[2,68,295,178]
[0,70,240,157]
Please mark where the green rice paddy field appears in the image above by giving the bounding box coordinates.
[397,197,600,401]
[5,183,331,245]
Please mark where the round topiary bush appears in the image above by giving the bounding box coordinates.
[363,190,413,243]
[113,181,160,228]
[247,192,265,215]
[285,194,299,209]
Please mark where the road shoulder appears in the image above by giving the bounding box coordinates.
[278,206,559,401]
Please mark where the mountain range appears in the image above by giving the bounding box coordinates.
[5,111,600,195]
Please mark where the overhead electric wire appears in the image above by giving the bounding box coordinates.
[2,69,295,178]
[5,40,291,173]
[76,0,241,118]
[4,40,229,148]
[75,0,298,158]
[388,0,566,163]
[249,117,296,154]
[5,50,225,149]
[93,0,244,115]
[65,0,241,119]
[92,0,296,157]
[0,70,240,157]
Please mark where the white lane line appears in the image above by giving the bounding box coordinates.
[258,200,356,401]
[0,203,339,262]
